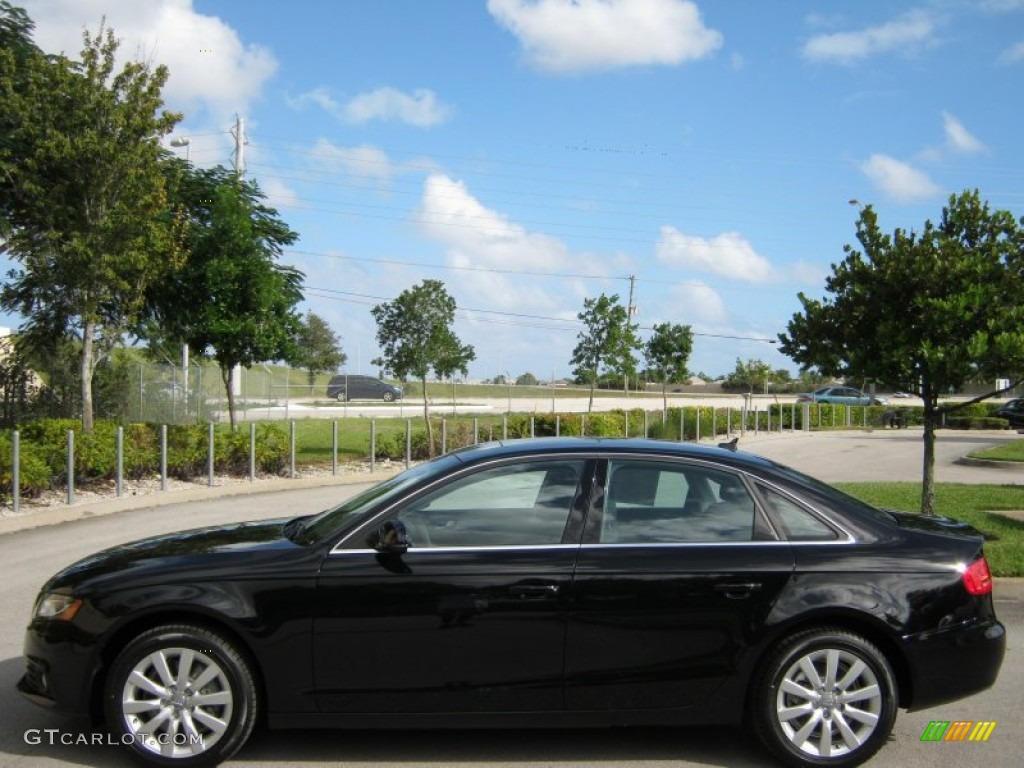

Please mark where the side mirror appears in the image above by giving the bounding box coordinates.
[372,520,410,554]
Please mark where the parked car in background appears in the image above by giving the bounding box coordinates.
[19,438,1003,768]
[996,398,1024,427]
[796,386,888,406]
[326,374,403,402]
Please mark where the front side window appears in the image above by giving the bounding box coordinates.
[601,461,758,544]
[393,460,584,548]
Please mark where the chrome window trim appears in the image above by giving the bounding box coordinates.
[329,544,582,557]
[578,539,857,550]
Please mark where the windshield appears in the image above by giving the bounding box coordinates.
[297,452,464,544]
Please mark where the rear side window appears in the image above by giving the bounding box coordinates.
[758,485,838,541]
[602,460,759,543]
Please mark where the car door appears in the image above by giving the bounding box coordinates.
[313,457,592,714]
[566,457,793,711]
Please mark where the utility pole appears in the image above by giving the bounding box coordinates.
[625,274,637,396]
[229,114,247,402]
[231,114,246,175]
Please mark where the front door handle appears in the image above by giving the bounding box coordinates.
[713,582,763,599]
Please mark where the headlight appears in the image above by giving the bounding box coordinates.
[33,592,83,621]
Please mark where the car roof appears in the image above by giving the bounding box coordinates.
[447,437,781,474]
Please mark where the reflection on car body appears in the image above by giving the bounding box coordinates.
[19,438,1003,768]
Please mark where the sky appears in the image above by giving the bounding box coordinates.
[5,0,1024,382]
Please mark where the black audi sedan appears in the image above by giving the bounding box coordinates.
[19,438,1004,768]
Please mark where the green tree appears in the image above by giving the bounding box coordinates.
[516,372,538,386]
[0,1,42,237]
[148,164,303,429]
[371,280,475,455]
[725,358,773,394]
[0,18,182,431]
[295,311,346,392]
[779,191,1024,514]
[644,322,694,411]
[571,293,638,412]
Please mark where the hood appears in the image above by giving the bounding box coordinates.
[46,518,298,592]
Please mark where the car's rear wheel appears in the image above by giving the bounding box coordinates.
[752,628,896,768]
[335,391,347,402]
[103,624,257,768]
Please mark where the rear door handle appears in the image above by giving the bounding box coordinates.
[713,582,763,599]
[511,584,560,600]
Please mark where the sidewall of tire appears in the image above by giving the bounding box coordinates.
[103,625,257,768]
[752,628,897,768]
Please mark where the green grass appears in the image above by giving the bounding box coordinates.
[836,482,1024,577]
[966,439,1024,462]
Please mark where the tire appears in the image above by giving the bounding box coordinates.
[103,624,258,768]
[382,391,394,402]
[751,627,897,768]
[335,391,347,402]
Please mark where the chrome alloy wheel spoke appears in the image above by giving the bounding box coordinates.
[122,646,234,758]
[776,648,883,759]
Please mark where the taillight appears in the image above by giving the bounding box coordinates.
[962,556,993,595]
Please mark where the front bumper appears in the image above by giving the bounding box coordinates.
[17,619,99,718]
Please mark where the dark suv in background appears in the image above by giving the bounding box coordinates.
[326,374,403,402]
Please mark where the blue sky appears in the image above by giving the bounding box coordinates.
[7,0,1024,381]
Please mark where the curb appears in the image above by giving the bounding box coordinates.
[956,457,1024,470]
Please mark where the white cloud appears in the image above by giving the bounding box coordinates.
[258,176,300,211]
[22,0,276,123]
[669,282,727,323]
[801,10,937,64]
[291,86,452,127]
[487,0,722,74]
[860,154,942,202]
[655,227,772,283]
[416,174,610,313]
[942,111,986,154]
[997,40,1024,64]
[311,140,399,184]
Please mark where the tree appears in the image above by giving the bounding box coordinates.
[371,280,475,455]
[148,164,303,429]
[779,190,1024,514]
[725,358,773,394]
[0,18,183,431]
[0,1,42,237]
[516,372,538,386]
[570,294,639,412]
[644,322,694,411]
[295,312,346,392]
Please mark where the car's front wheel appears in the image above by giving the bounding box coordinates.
[752,627,897,768]
[382,391,395,402]
[103,624,258,767]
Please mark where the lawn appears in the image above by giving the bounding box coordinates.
[837,482,1024,577]
[966,438,1024,462]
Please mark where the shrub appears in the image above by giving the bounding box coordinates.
[947,416,1009,430]
[0,432,52,500]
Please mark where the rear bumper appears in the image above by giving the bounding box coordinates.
[903,618,1005,711]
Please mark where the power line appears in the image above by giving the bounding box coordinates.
[304,286,777,343]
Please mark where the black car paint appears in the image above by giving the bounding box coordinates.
[20,438,1004,735]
